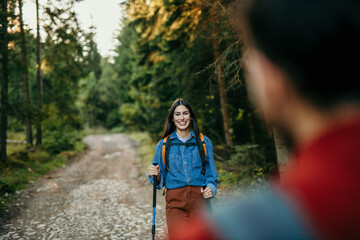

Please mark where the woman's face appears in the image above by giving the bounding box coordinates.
[173,105,192,131]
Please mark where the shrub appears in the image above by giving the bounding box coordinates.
[228,144,275,186]
[28,150,51,164]
[43,129,80,154]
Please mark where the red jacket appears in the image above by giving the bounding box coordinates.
[281,116,360,239]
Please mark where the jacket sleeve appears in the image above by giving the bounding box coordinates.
[148,139,167,190]
[204,137,218,197]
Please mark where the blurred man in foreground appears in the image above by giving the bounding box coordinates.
[174,0,360,239]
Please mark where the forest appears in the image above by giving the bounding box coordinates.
[0,0,283,205]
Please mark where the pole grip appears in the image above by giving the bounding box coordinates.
[152,163,158,207]
[202,185,213,210]
[153,176,157,207]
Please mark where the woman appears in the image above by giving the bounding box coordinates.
[148,98,218,238]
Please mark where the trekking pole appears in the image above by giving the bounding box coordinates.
[152,163,158,240]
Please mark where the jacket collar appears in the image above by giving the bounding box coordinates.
[169,130,195,141]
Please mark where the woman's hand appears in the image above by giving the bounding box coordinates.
[201,187,213,199]
[149,165,160,181]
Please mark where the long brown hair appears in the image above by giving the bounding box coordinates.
[161,98,200,139]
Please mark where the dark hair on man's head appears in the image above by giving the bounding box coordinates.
[162,98,200,139]
[243,0,360,109]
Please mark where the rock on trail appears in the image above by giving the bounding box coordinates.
[0,134,166,240]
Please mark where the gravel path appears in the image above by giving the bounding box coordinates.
[0,134,167,240]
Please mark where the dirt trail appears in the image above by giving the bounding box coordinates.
[0,134,166,240]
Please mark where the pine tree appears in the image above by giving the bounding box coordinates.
[18,0,33,145]
[0,0,9,166]
[35,0,42,146]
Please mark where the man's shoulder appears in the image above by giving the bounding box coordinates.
[213,188,315,239]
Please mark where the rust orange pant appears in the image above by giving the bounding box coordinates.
[165,186,206,239]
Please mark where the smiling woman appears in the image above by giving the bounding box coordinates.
[147,98,218,239]
[173,105,191,134]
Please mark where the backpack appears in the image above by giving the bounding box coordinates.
[162,133,207,175]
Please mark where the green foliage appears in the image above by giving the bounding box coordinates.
[119,103,146,129]
[217,168,238,188]
[7,119,24,132]
[77,72,101,127]
[83,25,102,80]
[229,144,266,171]
[235,109,245,121]
[0,178,15,195]
[41,103,82,154]
[74,139,85,153]
[1,153,66,194]
[28,150,50,164]
[37,0,91,139]
[5,7,37,130]
[110,126,125,133]
[223,144,277,187]
[43,128,81,155]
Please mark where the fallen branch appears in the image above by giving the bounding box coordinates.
[6,139,27,144]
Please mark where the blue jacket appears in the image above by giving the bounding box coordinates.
[149,130,218,197]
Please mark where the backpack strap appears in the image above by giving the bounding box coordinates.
[169,142,197,147]
[197,133,207,175]
[162,135,171,171]
[200,133,207,157]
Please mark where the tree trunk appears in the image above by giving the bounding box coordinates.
[0,0,9,166]
[212,31,233,147]
[272,126,289,179]
[18,0,33,145]
[35,0,42,146]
